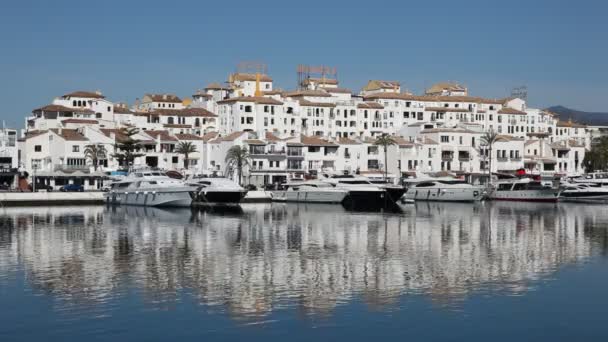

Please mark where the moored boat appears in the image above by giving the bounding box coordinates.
[187,176,248,204]
[489,177,558,202]
[558,182,608,203]
[271,181,348,203]
[404,179,485,202]
[106,170,197,207]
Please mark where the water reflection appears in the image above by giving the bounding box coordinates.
[0,202,607,320]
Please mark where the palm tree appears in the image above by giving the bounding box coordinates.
[84,144,107,171]
[480,129,499,182]
[374,134,397,181]
[176,141,197,170]
[225,145,250,186]
[111,128,144,169]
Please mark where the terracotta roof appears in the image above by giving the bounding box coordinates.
[265,131,281,141]
[175,133,203,141]
[100,128,130,143]
[322,87,351,94]
[284,90,331,98]
[192,91,213,98]
[201,131,219,142]
[50,129,88,141]
[146,130,178,142]
[221,131,246,142]
[61,119,99,124]
[33,104,94,114]
[498,107,527,115]
[393,136,415,146]
[146,94,182,103]
[262,90,283,95]
[298,99,336,108]
[524,139,539,146]
[357,102,384,109]
[495,135,524,142]
[425,107,471,113]
[62,91,105,99]
[163,124,192,128]
[425,82,467,95]
[363,80,401,91]
[337,137,360,145]
[24,130,48,140]
[231,73,273,82]
[300,135,338,146]
[363,93,507,105]
[421,137,439,145]
[204,83,229,90]
[217,96,283,105]
[244,139,266,145]
[150,108,217,117]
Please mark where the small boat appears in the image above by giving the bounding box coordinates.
[403,179,485,202]
[186,176,248,204]
[559,182,608,203]
[106,170,197,207]
[489,177,558,202]
[271,181,348,203]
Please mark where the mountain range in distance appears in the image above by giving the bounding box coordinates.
[546,106,608,126]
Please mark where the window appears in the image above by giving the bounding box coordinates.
[34,145,42,152]
[72,146,80,152]
[440,136,449,143]
[245,105,252,113]
[172,156,178,163]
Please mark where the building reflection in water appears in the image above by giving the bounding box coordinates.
[0,202,607,320]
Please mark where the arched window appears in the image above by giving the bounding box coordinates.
[195,118,200,127]
[72,100,77,107]
[167,117,174,124]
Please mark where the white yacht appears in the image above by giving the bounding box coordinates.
[106,170,197,207]
[568,172,608,186]
[186,176,248,204]
[404,179,485,202]
[489,177,559,202]
[559,182,608,203]
[320,174,405,207]
[271,181,348,204]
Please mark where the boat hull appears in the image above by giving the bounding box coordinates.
[559,191,608,203]
[106,189,195,207]
[490,189,558,202]
[343,190,391,209]
[272,190,347,204]
[197,190,247,204]
[405,187,485,202]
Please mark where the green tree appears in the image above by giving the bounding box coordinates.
[176,141,197,170]
[480,130,499,181]
[112,128,144,169]
[225,145,251,185]
[84,144,107,171]
[374,134,397,181]
[583,137,608,171]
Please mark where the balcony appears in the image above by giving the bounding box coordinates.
[441,153,454,161]
[54,164,89,172]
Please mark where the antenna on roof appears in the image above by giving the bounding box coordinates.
[511,86,528,102]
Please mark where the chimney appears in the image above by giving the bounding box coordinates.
[110,132,116,141]
[95,90,102,96]
[163,94,168,100]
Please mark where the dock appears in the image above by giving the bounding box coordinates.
[0,192,105,206]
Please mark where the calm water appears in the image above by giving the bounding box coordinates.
[1,202,608,341]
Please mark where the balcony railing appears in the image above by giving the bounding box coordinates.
[54,164,89,171]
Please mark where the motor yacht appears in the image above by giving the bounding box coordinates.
[403,179,486,202]
[489,177,559,202]
[186,176,248,204]
[106,170,197,207]
[320,174,405,207]
[567,172,608,186]
[559,182,608,203]
[271,180,348,204]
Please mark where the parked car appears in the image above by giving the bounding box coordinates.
[28,184,53,192]
[60,184,84,192]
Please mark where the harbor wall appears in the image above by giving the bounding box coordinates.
[0,192,105,206]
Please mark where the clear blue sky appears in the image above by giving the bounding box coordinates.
[0,0,606,127]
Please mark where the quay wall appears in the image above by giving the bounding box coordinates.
[0,192,105,206]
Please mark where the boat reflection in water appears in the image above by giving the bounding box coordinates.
[0,202,607,321]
